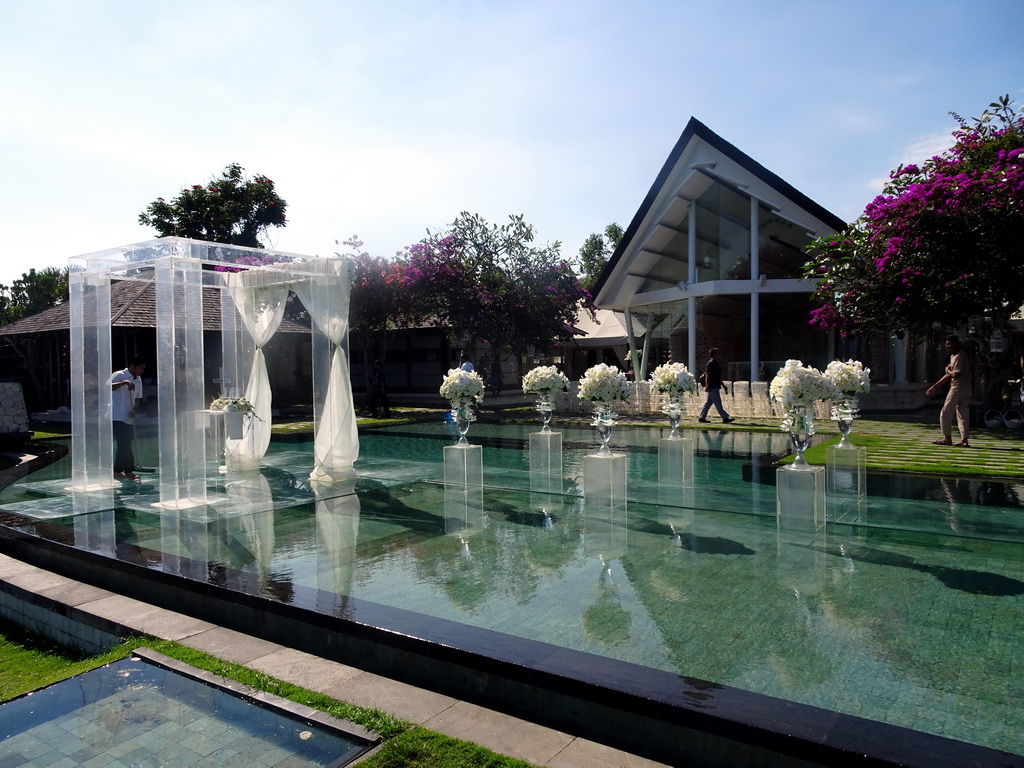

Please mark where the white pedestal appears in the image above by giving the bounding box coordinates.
[826,445,866,523]
[658,437,694,485]
[530,431,562,476]
[444,444,484,537]
[776,465,825,530]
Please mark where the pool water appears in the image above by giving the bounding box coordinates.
[1,422,1022,757]
[0,651,370,766]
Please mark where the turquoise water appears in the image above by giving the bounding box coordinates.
[2,423,1022,756]
[0,654,367,766]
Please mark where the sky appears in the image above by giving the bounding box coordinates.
[1,0,1022,287]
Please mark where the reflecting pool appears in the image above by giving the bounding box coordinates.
[1,423,1022,757]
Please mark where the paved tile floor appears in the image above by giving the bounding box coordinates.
[0,553,669,768]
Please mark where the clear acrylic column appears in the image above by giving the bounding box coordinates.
[776,465,825,529]
[155,254,208,508]
[444,443,484,548]
[826,444,866,523]
[68,269,115,491]
[530,427,562,518]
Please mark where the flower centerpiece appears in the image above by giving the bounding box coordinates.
[823,359,871,448]
[210,395,259,440]
[769,360,831,469]
[440,367,485,445]
[522,365,569,433]
[649,362,696,439]
[578,363,631,455]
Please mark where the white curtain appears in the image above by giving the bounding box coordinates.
[225,269,290,470]
[293,260,359,481]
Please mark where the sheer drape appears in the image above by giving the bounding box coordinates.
[293,260,359,481]
[225,269,290,470]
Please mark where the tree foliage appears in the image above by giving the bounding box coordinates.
[577,222,623,293]
[804,95,1024,337]
[402,213,592,357]
[0,267,69,327]
[139,163,287,248]
[344,236,426,363]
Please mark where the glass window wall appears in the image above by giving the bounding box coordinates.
[695,182,751,282]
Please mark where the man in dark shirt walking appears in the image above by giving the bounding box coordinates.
[698,348,735,424]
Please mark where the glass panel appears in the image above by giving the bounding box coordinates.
[757,206,814,279]
[695,294,750,377]
[695,182,751,282]
[759,292,831,378]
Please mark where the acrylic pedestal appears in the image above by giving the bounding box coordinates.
[444,444,484,538]
[658,437,694,485]
[530,431,562,477]
[776,465,825,530]
[584,452,627,513]
[826,445,866,523]
[583,453,627,564]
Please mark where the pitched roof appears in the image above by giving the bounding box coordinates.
[593,117,846,309]
[0,279,309,336]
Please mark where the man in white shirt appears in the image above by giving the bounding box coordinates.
[110,356,145,480]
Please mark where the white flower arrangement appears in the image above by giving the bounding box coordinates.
[823,359,871,398]
[210,396,256,413]
[440,367,485,406]
[769,360,831,410]
[649,362,697,395]
[521,365,569,396]
[578,363,631,404]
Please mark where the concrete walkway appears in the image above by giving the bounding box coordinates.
[0,553,669,768]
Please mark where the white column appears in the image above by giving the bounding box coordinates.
[687,203,698,372]
[749,197,760,381]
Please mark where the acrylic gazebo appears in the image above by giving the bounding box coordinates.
[68,237,357,509]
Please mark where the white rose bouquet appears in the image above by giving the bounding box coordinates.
[210,396,255,413]
[578,363,631,405]
[522,365,569,396]
[823,359,871,398]
[769,360,831,410]
[440,367,485,407]
[649,362,697,395]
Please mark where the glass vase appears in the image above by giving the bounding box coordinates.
[662,394,684,440]
[452,401,474,446]
[592,405,617,456]
[536,395,555,433]
[831,396,859,449]
[785,404,815,469]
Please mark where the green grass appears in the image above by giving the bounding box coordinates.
[0,620,539,768]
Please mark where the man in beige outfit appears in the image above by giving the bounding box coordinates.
[926,335,972,447]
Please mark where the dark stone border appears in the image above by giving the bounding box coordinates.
[1,524,1020,768]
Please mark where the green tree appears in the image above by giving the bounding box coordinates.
[403,213,592,359]
[139,163,287,248]
[577,223,623,293]
[0,267,69,326]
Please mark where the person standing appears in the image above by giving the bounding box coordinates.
[698,348,735,424]
[926,335,972,447]
[110,355,145,480]
[367,360,390,419]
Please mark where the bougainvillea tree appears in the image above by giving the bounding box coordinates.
[403,212,593,359]
[804,95,1024,338]
[344,236,426,364]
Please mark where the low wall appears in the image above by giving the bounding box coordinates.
[555,381,831,420]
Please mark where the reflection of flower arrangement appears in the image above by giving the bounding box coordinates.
[822,359,871,398]
[578,364,631,404]
[769,360,831,409]
[522,365,569,396]
[440,367,485,407]
[649,362,697,395]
